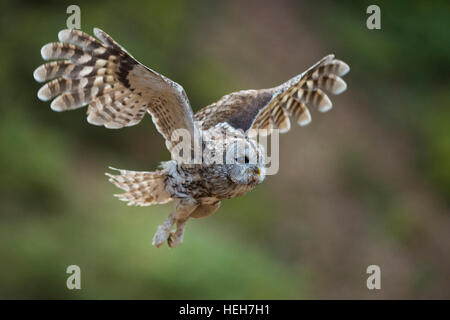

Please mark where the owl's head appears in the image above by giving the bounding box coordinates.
[224,138,265,185]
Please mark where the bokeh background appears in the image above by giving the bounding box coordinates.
[1,0,449,299]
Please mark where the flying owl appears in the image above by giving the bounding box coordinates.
[34,28,349,248]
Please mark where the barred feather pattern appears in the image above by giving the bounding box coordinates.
[251,54,349,134]
[34,28,199,144]
[105,167,172,206]
[34,29,143,128]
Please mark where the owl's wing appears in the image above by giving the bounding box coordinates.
[195,55,349,135]
[34,28,198,152]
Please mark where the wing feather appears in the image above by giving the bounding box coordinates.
[251,54,349,134]
[34,28,198,153]
[195,54,349,136]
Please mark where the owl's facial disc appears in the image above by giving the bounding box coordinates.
[227,161,265,185]
[224,138,265,185]
[227,163,263,185]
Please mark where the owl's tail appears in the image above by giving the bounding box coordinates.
[105,167,172,206]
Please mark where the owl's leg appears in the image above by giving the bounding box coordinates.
[152,211,176,248]
[152,198,197,248]
[167,200,220,248]
[167,218,188,248]
[167,198,198,248]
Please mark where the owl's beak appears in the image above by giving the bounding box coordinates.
[246,165,264,184]
[249,165,261,176]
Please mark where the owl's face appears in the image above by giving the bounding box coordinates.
[224,138,265,185]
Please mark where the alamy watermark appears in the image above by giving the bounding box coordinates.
[366,265,381,290]
[366,5,381,30]
[66,5,81,29]
[66,265,81,290]
[168,127,280,175]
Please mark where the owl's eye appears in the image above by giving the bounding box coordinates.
[235,155,249,164]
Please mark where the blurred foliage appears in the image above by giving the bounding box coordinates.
[0,0,449,299]
[315,0,450,199]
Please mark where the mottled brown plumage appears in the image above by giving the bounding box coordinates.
[34,28,349,248]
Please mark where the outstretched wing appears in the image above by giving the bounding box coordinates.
[34,28,198,152]
[195,55,349,135]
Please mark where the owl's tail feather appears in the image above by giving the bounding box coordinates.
[106,167,172,206]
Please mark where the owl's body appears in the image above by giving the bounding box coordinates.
[34,28,349,248]
[164,162,259,201]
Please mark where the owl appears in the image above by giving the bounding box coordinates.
[34,28,349,248]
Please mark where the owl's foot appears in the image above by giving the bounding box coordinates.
[152,225,171,248]
[153,202,193,248]
[152,212,176,248]
[167,231,183,248]
[167,220,187,248]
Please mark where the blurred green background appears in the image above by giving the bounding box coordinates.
[1,0,449,299]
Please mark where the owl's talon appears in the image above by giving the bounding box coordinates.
[167,231,182,248]
[167,231,174,248]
